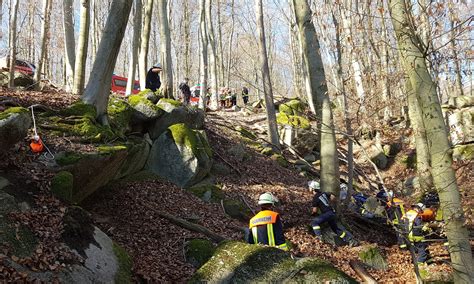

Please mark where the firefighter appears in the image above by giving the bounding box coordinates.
[308,181,351,243]
[404,203,431,264]
[247,192,288,251]
[377,189,407,248]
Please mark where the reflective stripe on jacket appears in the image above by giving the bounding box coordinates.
[405,210,424,242]
[248,210,287,250]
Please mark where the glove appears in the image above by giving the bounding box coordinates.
[422,224,433,234]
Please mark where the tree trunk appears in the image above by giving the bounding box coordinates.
[157,0,173,98]
[126,0,142,96]
[255,0,280,149]
[82,0,133,123]
[34,0,53,85]
[62,0,76,92]
[216,0,225,85]
[226,0,235,87]
[389,0,474,281]
[73,0,91,96]
[183,0,191,79]
[406,79,433,193]
[292,0,339,196]
[139,0,154,90]
[198,0,208,110]
[206,0,219,109]
[379,5,391,122]
[8,0,20,88]
[449,7,464,97]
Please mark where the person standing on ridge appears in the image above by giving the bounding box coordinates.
[247,192,288,251]
[242,86,249,105]
[178,78,191,105]
[146,63,162,92]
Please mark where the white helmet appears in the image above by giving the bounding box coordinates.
[308,180,320,191]
[258,192,278,205]
[340,183,348,190]
[415,202,426,211]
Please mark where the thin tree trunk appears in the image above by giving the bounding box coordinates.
[139,0,154,90]
[206,0,219,109]
[390,0,474,281]
[157,0,173,98]
[8,0,20,88]
[183,0,191,79]
[449,8,464,97]
[406,79,433,193]
[217,0,225,85]
[198,0,208,110]
[379,5,391,122]
[126,0,142,96]
[226,0,234,87]
[292,0,339,196]
[63,0,76,92]
[73,0,91,96]
[82,0,133,123]
[255,0,280,148]
[34,0,53,85]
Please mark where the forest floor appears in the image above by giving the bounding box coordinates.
[1,89,472,282]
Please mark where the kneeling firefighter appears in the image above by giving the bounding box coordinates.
[247,192,288,251]
[404,203,432,264]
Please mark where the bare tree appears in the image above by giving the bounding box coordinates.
[63,0,75,92]
[225,0,235,87]
[73,0,91,96]
[139,0,154,90]
[34,0,53,84]
[390,0,474,281]
[292,0,339,195]
[8,0,20,88]
[157,0,173,98]
[255,0,280,148]
[206,0,219,109]
[198,0,208,110]
[125,0,142,96]
[82,0,133,123]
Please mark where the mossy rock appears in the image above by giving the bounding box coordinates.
[55,152,84,166]
[128,93,163,121]
[51,171,74,201]
[260,147,274,156]
[185,239,216,268]
[0,107,32,154]
[235,126,257,140]
[223,199,252,221]
[114,138,151,180]
[270,153,288,167]
[210,162,232,176]
[107,98,134,137]
[136,89,161,103]
[276,113,310,129]
[400,152,417,169]
[0,190,37,258]
[188,184,224,202]
[191,241,356,283]
[452,144,474,161]
[358,245,388,270]
[113,242,133,284]
[57,102,97,120]
[279,99,305,116]
[156,98,183,113]
[62,206,98,257]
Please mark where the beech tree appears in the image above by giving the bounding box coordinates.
[7,0,19,88]
[390,0,474,281]
[198,0,208,110]
[34,0,53,85]
[139,0,154,90]
[157,0,173,98]
[73,0,90,96]
[81,0,133,123]
[62,0,75,92]
[125,0,142,96]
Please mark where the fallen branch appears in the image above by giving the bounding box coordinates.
[213,148,242,176]
[143,203,226,243]
[349,260,377,284]
[239,194,256,215]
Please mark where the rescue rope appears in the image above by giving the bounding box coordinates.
[29,105,55,160]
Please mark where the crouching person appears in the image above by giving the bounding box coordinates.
[246,192,288,251]
[405,203,432,264]
[308,180,351,244]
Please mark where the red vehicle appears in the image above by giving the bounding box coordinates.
[0,56,36,76]
[111,74,140,95]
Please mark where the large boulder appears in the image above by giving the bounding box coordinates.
[190,241,356,283]
[445,107,474,145]
[279,125,318,156]
[127,93,164,122]
[114,137,151,179]
[0,107,32,156]
[0,71,35,88]
[452,144,474,161]
[146,123,212,188]
[279,99,305,116]
[148,99,205,140]
[446,95,474,109]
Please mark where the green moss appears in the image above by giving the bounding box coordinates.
[235,126,257,140]
[400,152,417,169]
[188,184,224,202]
[271,154,288,167]
[261,147,274,156]
[279,103,293,115]
[223,199,252,221]
[0,107,28,120]
[113,242,133,284]
[97,145,128,154]
[58,102,97,120]
[358,245,388,270]
[128,94,160,110]
[279,99,305,116]
[276,113,311,129]
[169,124,212,157]
[185,239,216,268]
[0,223,37,258]
[294,258,357,283]
[51,171,74,201]
[158,98,182,107]
[108,99,133,137]
[56,152,84,166]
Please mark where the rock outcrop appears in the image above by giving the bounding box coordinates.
[0,107,32,155]
[190,241,356,283]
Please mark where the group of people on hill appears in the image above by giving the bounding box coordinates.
[145,63,249,108]
[247,181,440,266]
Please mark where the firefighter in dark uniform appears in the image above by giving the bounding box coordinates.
[308,180,350,243]
[247,192,288,251]
[404,203,431,264]
[377,189,407,248]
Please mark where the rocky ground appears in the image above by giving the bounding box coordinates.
[1,89,472,282]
